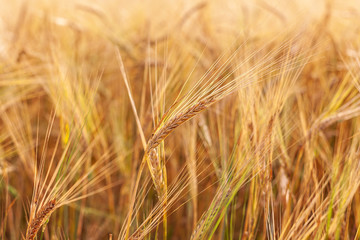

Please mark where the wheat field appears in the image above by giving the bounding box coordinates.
[1,0,360,239]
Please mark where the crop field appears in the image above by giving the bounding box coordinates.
[0,0,360,239]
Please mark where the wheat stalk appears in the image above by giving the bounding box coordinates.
[139,96,216,239]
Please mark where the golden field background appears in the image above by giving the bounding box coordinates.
[0,0,360,239]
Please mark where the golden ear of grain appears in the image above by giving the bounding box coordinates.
[191,187,232,240]
[25,199,56,240]
[145,97,215,197]
[147,97,215,151]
